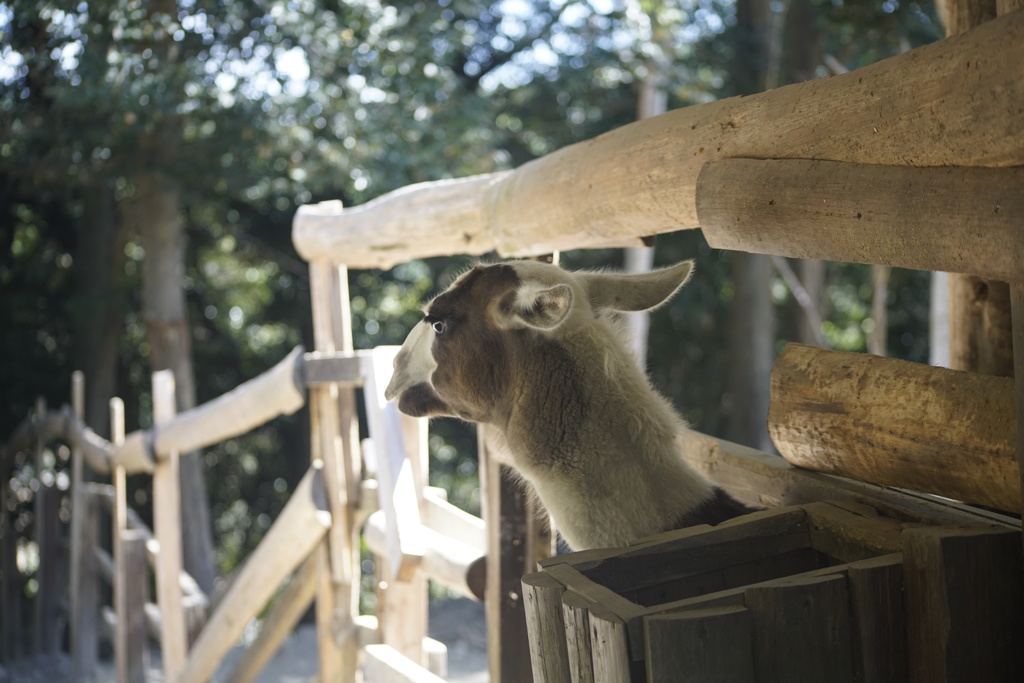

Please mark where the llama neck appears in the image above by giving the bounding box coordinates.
[502,320,693,475]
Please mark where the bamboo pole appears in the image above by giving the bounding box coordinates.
[293,11,1024,268]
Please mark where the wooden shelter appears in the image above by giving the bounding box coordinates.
[1,3,1022,682]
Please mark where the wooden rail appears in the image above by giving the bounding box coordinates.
[292,10,1024,269]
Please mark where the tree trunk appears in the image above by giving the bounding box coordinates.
[72,179,128,438]
[726,252,775,450]
[130,168,215,596]
[940,0,1014,378]
[622,58,666,365]
[724,0,782,450]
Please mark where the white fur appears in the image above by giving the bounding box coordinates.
[386,259,719,550]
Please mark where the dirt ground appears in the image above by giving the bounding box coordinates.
[0,597,488,683]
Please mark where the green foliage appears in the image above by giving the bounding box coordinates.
[1,0,940,575]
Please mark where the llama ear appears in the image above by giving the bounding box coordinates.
[505,283,574,330]
[580,260,694,312]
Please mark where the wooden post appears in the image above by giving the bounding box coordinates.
[372,404,429,668]
[70,371,100,681]
[308,257,360,682]
[846,554,907,683]
[562,591,595,683]
[744,574,854,683]
[643,606,755,683]
[111,397,148,683]
[903,525,1023,683]
[152,370,188,680]
[119,530,150,683]
[36,475,61,655]
[522,572,570,683]
[481,426,553,683]
[588,604,633,683]
[943,0,1015,382]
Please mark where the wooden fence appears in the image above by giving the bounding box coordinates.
[2,6,1023,683]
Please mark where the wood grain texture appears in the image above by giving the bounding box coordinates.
[745,574,854,683]
[697,159,1023,281]
[643,606,755,683]
[769,343,1018,511]
[902,525,1024,683]
[293,11,1024,268]
[522,572,571,683]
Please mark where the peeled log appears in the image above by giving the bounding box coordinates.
[769,344,1018,512]
[293,11,1024,269]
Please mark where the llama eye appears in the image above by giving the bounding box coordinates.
[425,315,446,335]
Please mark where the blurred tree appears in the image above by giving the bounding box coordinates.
[0,0,943,584]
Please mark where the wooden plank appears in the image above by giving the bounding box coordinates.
[562,590,595,683]
[481,426,546,683]
[589,604,635,683]
[769,343,1018,512]
[423,488,486,554]
[744,573,854,683]
[35,481,61,655]
[364,510,484,601]
[117,531,150,683]
[562,507,810,592]
[69,371,99,682]
[1013,283,1024,521]
[802,501,906,562]
[363,643,447,683]
[846,554,906,683]
[292,12,1024,268]
[375,407,429,667]
[522,572,571,683]
[362,346,426,582]
[301,351,364,386]
[223,553,318,683]
[902,525,1024,683]
[697,160,1023,282]
[178,465,332,683]
[307,258,360,683]
[151,370,188,681]
[643,605,755,683]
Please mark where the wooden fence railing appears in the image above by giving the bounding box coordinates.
[290,9,1024,683]
[3,8,1022,683]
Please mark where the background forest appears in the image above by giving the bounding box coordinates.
[2,0,942,604]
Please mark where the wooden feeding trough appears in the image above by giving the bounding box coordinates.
[523,502,1023,683]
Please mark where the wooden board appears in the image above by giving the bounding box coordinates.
[522,572,571,683]
[292,11,1024,268]
[696,160,1024,282]
[903,525,1024,683]
[643,606,755,683]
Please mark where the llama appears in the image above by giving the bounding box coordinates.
[384,259,756,550]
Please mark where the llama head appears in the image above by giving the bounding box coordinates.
[384,259,694,422]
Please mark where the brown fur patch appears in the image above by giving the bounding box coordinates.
[425,264,521,423]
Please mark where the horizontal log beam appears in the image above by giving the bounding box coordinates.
[677,430,1019,529]
[698,160,1023,281]
[293,11,1024,268]
[2,346,309,475]
[768,344,1018,512]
